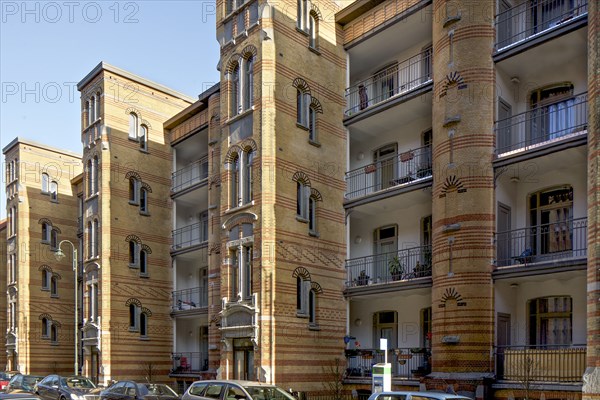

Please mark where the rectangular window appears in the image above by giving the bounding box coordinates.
[243,246,252,300]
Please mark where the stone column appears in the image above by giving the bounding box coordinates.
[583,0,600,397]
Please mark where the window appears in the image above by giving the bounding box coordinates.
[89,96,96,124]
[529,84,576,143]
[129,304,138,330]
[309,289,317,325]
[296,181,310,220]
[42,223,50,243]
[372,311,398,348]
[42,318,49,338]
[230,154,240,208]
[243,56,254,110]
[308,106,317,141]
[50,276,58,297]
[140,250,148,276]
[228,223,253,302]
[297,0,308,30]
[528,296,572,345]
[41,173,49,193]
[129,178,138,203]
[231,64,240,116]
[87,160,93,197]
[140,188,148,213]
[308,196,316,233]
[93,156,99,194]
[129,241,138,266]
[50,181,58,201]
[308,13,318,49]
[296,276,310,316]
[129,113,138,139]
[50,230,58,250]
[50,324,58,343]
[139,125,148,151]
[87,222,93,258]
[42,270,50,290]
[421,307,432,348]
[528,186,573,259]
[243,150,253,204]
[297,89,309,126]
[93,219,99,257]
[140,313,147,337]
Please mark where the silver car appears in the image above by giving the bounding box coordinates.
[367,392,472,400]
[181,380,295,400]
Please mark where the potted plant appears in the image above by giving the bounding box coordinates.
[388,255,404,281]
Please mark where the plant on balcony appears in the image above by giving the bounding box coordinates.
[388,256,404,281]
[356,270,369,286]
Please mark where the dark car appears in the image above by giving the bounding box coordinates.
[181,380,295,400]
[100,381,179,400]
[5,375,44,394]
[0,393,42,400]
[34,375,98,400]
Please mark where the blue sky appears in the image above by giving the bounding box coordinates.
[0,0,220,217]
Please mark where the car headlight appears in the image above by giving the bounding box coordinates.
[70,394,85,400]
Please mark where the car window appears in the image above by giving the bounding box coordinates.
[379,396,408,400]
[204,384,224,399]
[226,386,247,400]
[23,376,42,389]
[125,382,137,397]
[188,383,208,396]
[144,384,178,396]
[242,386,295,400]
[50,377,59,386]
[8,375,21,384]
[40,376,53,386]
[66,377,96,389]
[110,382,126,394]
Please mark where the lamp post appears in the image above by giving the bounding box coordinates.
[55,240,78,375]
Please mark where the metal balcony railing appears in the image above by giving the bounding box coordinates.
[345,145,431,200]
[172,157,209,193]
[495,217,587,267]
[171,352,209,374]
[495,344,586,382]
[345,49,432,116]
[346,245,432,288]
[345,348,431,379]
[172,287,208,312]
[495,93,588,154]
[171,221,208,251]
[495,0,588,50]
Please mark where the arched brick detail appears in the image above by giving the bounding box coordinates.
[225,145,243,163]
[292,266,311,280]
[310,97,323,114]
[38,265,53,273]
[38,218,53,226]
[292,171,311,186]
[51,272,62,280]
[222,212,258,231]
[241,44,258,60]
[141,182,153,193]
[84,262,100,274]
[141,244,153,254]
[293,78,311,94]
[141,307,153,317]
[311,281,323,294]
[140,119,152,129]
[51,226,62,234]
[209,243,222,255]
[240,138,258,153]
[125,298,142,307]
[310,188,322,201]
[125,235,142,244]
[125,171,142,181]
[309,4,322,20]
[51,320,62,328]
[125,107,141,118]
[39,313,53,321]
[225,54,241,74]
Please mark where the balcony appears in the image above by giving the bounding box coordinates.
[171,222,208,253]
[171,352,209,375]
[172,157,209,194]
[495,93,588,157]
[495,344,585,383]
[495,0,588,52]
[345,49,432,118]
[495,217,587,268]
[346,145,431,201]
[172,287,208,313]
[345,348,430,380]
[346,245,432,288]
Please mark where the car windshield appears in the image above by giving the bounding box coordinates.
[142,384,178,397]
[243,386,296,400]
[22,376,43,389]
[63,377,96,389]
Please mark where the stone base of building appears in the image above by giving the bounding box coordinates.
[421,373,494,400]
[583,367,600,400]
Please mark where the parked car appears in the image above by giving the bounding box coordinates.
[100,381,179,400]
[34,375,99,400]
[0,393,42,400]
[5,375,44,394]
[0,372,18,392]
[367,392,473,400]
[181,380,296,400]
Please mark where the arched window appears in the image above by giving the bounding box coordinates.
[41,173,49,193]
[231,64,240,116]
[140,250,148,276]
[93,156,99,194]
[129,304,138,330]
[297,0,308,30]
[243,150,253,204]
[50,276,58,296]
[50,324,58,343]
[309,289,316,324]
[84,101,90,128]
[129,241,137,265]
[42,222,50,242]
[87,159,93,197]
[89,96,96,124]
[93,219,99,257]
[296,276,306,313]
[308,13,318,49]
[50,181,58,201]
[308,106,317,141]
[243,56,254,110]
[308,196,316,233]
[50,230,58,250]
[140,313,147,337]
[140,187,148,213]
[528,296,572,345]
[129,113,138,139]
[42,318,49,337]
[372,311,398,348]
[139,125,148,151]
[231,154,240,208]
[296,181,310,219]
[42,270,49,289]
[129,178,138,203]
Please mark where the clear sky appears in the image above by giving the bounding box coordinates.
[0,0,221,217]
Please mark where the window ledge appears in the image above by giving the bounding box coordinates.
[139,148,149,154]
[41,287,50,292]
[128,200,139,206]
[139,211,150,217]
[41,240,50,245]
[86,193,99,202]
[41,336,50,340]
[128,327,139,332]
[308,139,321,148]
[51,342,59,346]
[140,273,149,278]
[296,215,309,223]
[226,107,254,126]
[225,201,255,215]
[296,26,309,36]
[50,198,59,203]
[296,312,309,318]
[41,191,49,196]
[50,294,59,299]
[139,336,150,341]
[129,263,140,269]
[308,323,321,331]
[296,123,309,131]
[86,256,100,262]
[309,230,319,238]
[308,46,321,55]
[128,136,140,142]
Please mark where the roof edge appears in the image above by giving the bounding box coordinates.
[2,137,82,159]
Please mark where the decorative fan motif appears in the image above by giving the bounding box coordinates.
[439,175,467,198]
[439,287,467,308]
[439,71,467,98]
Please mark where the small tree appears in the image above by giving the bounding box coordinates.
[140,361,156,382]
[322,358,345,400]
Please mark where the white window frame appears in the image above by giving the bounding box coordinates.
[129,113,138,140]
[297,181,310,220]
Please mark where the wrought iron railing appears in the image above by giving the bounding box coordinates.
[171,221,208,251]
[495,344,586,382]
[171,351,209,374]
[495,217,587,267]
[172,287,208,312]
[495,93,588,154]
[345,145,431,200]
[346,245,432,288]
[345,49,432,116]
[345,348,430,379]
[495,0,588,50]
[172,157,209,193]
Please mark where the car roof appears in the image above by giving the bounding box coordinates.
[191,380,279,387]
[373,392,472,400]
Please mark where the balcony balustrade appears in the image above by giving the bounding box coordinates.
[172,287,208,312]
[345,347,430,380]
[171,351,209,374]
[171,221,208,252]
[172,156,209,193]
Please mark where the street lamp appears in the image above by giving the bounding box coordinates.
[55,240,78,375]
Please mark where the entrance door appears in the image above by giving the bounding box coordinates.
[497,98,513,153]
[497,313,511,378]
[374,144,397,192]
[233,338,254,381]
[497,203,511,266]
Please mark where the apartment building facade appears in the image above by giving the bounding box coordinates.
[75,63,193,385]
[336,0,598,399]
[2,139,82,375]
[0,220,7,371]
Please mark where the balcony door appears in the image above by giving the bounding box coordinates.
[199,211,208,243]
[497,0,513,47]
[529,186,573,261]
[374,225,397,282]
[497,203,511,267]
[531,0,575,33]
[497,98,512,152]
[374,63,398,103]
[529,84,574,144]
[372,311,397,349]
[198,326,209,371]
[374,143,397,191]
